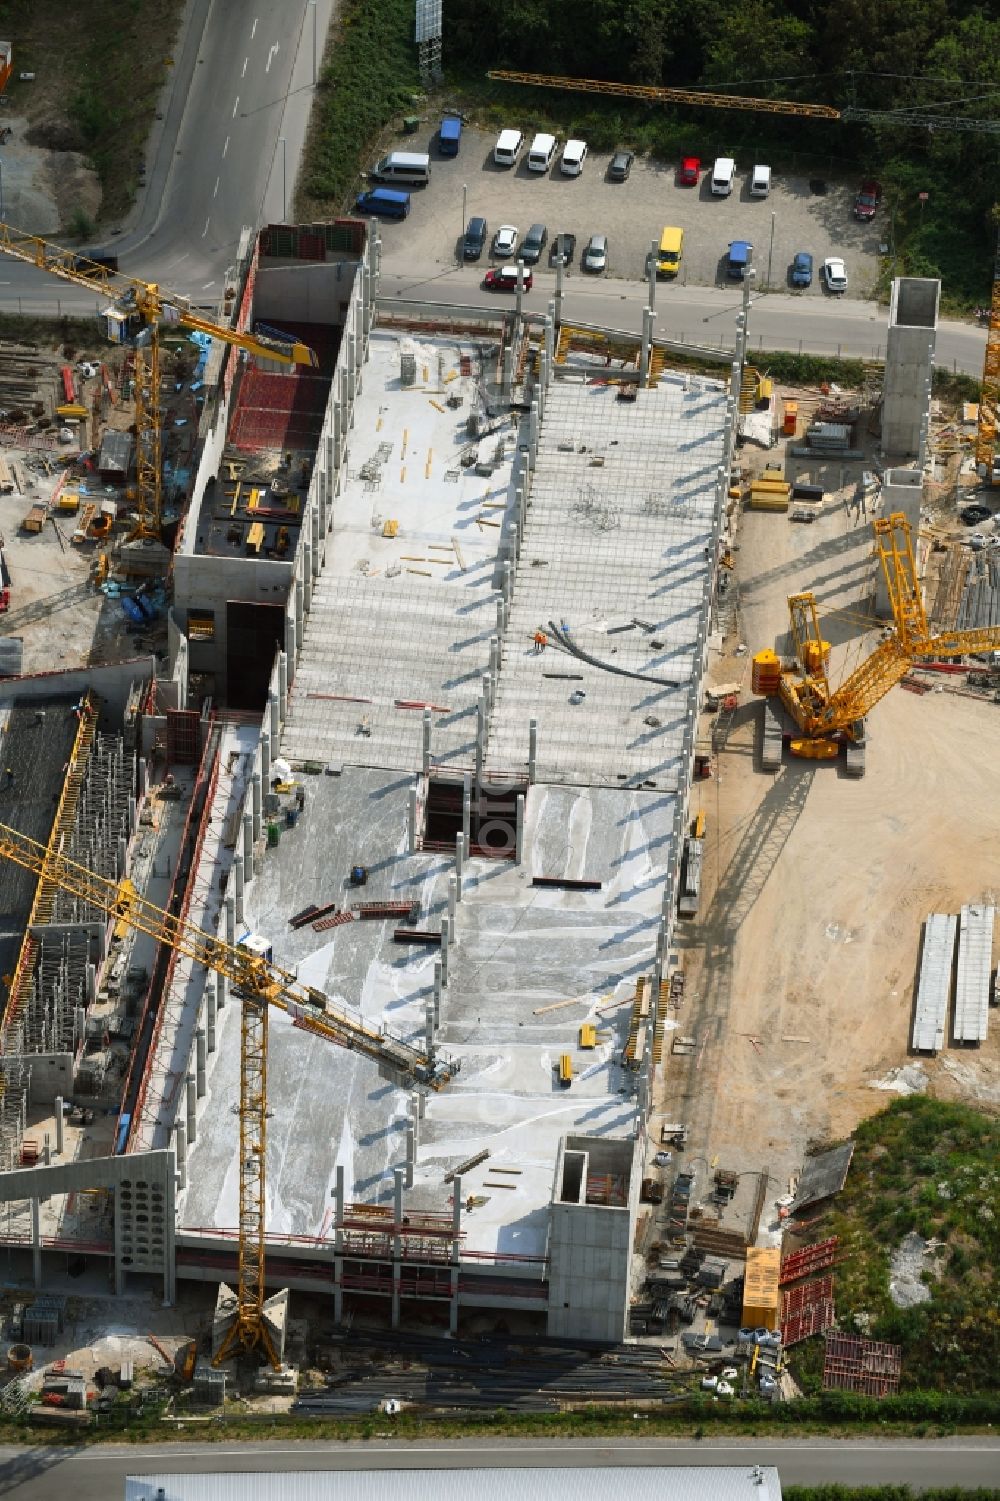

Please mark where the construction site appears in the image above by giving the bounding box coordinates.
[0,201,997,1417]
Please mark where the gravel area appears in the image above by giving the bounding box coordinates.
[371,126,882,298]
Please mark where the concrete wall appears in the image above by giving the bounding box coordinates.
[256,263,358,326]
[874,468,923,617]
[545,1134,640,1343]
[173,552,293,686]
[882,277,939,462]
[0,659,155,727]
[26,1052,75,1105]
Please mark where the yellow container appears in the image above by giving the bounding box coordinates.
[743,1246,781,1331]
[579,1023,597,1049]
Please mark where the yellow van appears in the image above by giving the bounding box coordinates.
[657,226,684,278]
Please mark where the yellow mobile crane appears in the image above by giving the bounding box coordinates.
[0,819,457,1368]
[0,224,318,541]
[752,512,1000,762]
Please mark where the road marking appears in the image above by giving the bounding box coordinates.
[222,135,230,158]
[251,16,258,39]
[242,56,248,77]
[62,1442,1000,1462]
[232,96,240,117]
[266,42,280,72]
[213,176,220,199]
[202,218,210,238]
[202,281,216,290]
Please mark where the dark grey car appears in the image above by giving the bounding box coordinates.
[520,222,548,265]
[608,150,634,182]
[463,216,488,260]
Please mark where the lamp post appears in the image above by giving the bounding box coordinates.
[460,182,467,265]
[766,211,775,292]
[308,0,318,86]
[278,137,287,222]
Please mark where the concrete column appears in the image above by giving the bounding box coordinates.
[251,772,262,841]
[74,1005,86,1048]
[545,306,556,369]
[269,691,280,745]
[433,960,442,1026]
[449,1174,462,1335]
[333,1164,345,1322]
[295,574,305,642]
[137,758,148,799]
[285,606,297,665]
[502,340,514,402]
[303,536,313,612]
[174,1120,187,1191]
[515,793,525,865]
[448,875,457,925]
[278,652,288,720]
[422,709,432,775]
[503,559,513,603]
[475,700,485,786]
[455,832,464,900]
[117,836,128,878]
[196,1027,207,1097]
[440,916,450,986]
[85,964,97,1005]
[54,1096,64,1155]
[224,893,236,948]
[311,496,321,570]
[234,851,245,924]
[528,718,538,782]
[648,239,658,309]
[489,636,499,681]
[243,811,254,871]
[260,726,271,785]
[640,305,654,387]
[555,257,564,328]
[393,1168,405,1321]
[410,1092,422,1153]
[31,1196,42,1288]
[206,978,217,1053]
[496,596,506,637]
[43,1134,50,1166]
[407,785,417,855]
[186,1073,197,1144]
[462,773,472,849]
[162,1155,176,1307]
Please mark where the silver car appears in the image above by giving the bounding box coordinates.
[582,233,608,273]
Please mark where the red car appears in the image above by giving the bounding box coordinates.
[483,266,533,292]
[678,156,701,186]
[854,180,882,221]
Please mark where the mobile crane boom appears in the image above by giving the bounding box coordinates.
[0,817,457,1366]
[753,513,1000,758]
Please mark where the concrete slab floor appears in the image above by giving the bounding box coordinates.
[181,768,673,1260]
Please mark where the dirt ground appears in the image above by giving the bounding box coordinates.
[659,400,1000,1224]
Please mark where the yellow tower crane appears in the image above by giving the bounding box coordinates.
[0,819,457,1368]
[486,70,1000,132]
[752,511,1000,759]
[0,224,318,541]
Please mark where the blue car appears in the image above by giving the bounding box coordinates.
[791,251,813,287]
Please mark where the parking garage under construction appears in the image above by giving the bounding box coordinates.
[0,215,738,1349]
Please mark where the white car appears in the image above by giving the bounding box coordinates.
[701,1375,718,1391]
[653,1150,672,1166]
[560,139,588,176]
[717,1380,735,1397]
[493,224,519,257]
[823,256,848,292]
[721,1367,739,1380]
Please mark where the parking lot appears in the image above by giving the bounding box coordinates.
[371,126,880,298]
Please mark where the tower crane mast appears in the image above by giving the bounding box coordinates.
[0,819,457,1367]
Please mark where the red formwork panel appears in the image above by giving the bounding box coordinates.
[780,1236,838,1284]
[822,1331,901,1396]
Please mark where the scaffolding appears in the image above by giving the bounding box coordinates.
[51,732,135,924]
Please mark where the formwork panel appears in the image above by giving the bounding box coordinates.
[954,902,994,1044]
[911,912,956,1053]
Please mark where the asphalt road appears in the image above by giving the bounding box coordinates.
[2,1436,1000,1496]
[0,0,334,307]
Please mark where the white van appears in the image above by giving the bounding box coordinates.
[370,151,431,186]
[711,157,735,196]
[494,129,524,167]
[527,132,558,172]
[560,138,588,175]
[750,164,771,197]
